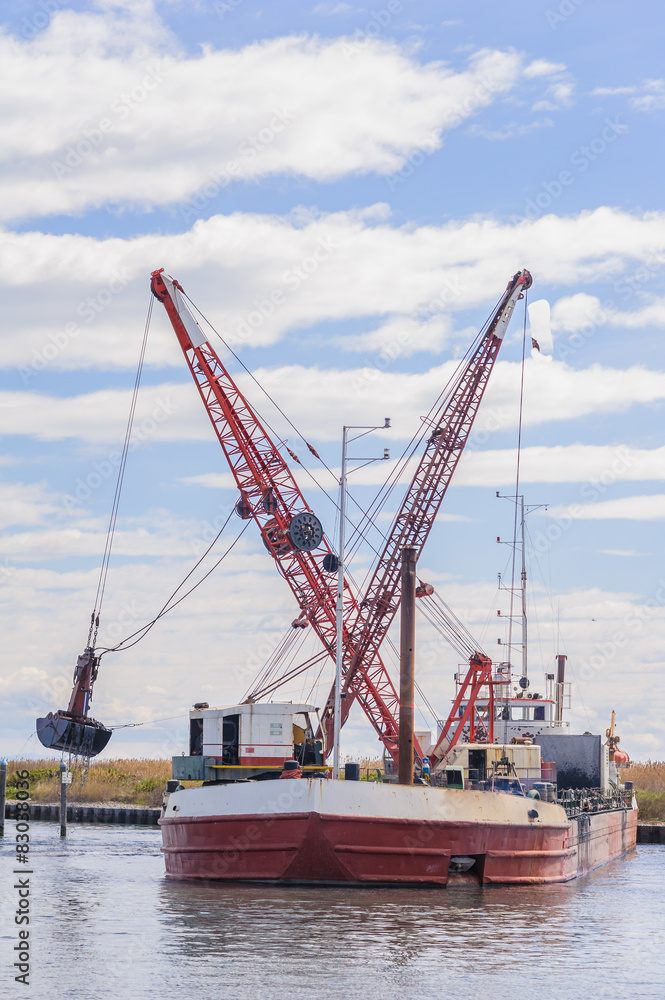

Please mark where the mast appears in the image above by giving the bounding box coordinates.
[333,426,349,780]
[520,495,527,682]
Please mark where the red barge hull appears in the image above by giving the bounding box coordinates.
[160,780,637,885]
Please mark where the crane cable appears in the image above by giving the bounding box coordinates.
[344,288,508,584]
[87,296,153,648]
[181,291,394,563]
[505,293,528,666]
[500,290,529,741]
[179,285,503,706]
[97,513,250,657]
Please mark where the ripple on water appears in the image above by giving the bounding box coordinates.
[2,823,663,1000]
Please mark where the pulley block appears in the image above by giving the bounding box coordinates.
[262,518,293,558]
[289,511,324,552]
[235,496,252,519]
[322,552,339,573]
[262,489,279,513]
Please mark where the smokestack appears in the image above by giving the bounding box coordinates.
[398,546,417,786]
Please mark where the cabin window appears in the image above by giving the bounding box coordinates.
[468,748,487,781]
[512,706,533,721]
[189,718,203,756]
[222,714,240,765]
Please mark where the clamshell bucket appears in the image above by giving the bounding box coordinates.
[36,711,112,757]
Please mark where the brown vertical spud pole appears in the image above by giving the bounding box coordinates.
[399,546,417,786]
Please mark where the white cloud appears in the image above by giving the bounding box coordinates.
[549,495,665,520]
[592,86,637,96]
[470,118,553,141]
[552,292,665,333]
[0,480,65,528]
[313,2,355,13]
[597,549,647,557]
[337,314,456,355]
[593,78,665,111]
[0,3,525,220]
[3,359,665,448]
[524,59,567,78]
[630,79,665,111]
[532,79,575,112]
[185,442,665,493]
[4,205,665,373]
[458,444,665,487]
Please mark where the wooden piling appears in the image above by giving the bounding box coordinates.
[0,760,7,836]
[59,762,67,837]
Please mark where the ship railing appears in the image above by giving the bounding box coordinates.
[557,787,633,816]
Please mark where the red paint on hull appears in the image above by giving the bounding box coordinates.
[160,806,637,885]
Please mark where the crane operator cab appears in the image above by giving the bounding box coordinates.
[173,701,326,782]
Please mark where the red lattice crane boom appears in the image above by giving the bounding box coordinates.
[150,269,405,753]
[152,267,530,763]
[317,270,532,751]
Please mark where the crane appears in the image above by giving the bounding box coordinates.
[316,269,532,750]
[415,591,498,762]
[149,269,408,756]
[151,267,531,762]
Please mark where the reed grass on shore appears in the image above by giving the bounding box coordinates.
[5,758,177,809]
[623,760,665,793]
[623,761,665,822]
[4,756,665,816]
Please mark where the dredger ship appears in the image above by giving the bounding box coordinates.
[160,690,636,885]
[39,267,637,884]
[149,268,636,885]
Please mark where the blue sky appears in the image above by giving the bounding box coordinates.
[1,0,664,761]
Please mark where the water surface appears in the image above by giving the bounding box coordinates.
[1,821,663,999]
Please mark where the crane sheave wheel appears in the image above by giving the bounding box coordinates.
[289,512,323,552]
